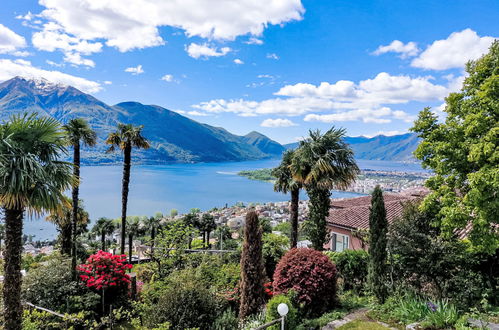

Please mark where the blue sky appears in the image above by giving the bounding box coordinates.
[0,0,498,144]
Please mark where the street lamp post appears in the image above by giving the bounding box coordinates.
[277,303,289,330]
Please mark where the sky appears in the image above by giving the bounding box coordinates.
[0,0,498,144]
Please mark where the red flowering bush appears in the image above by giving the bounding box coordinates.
[273,248,337,315]
[77,250,132,291]
[264,281,274,298]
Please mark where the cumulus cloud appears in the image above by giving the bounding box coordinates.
[261,118,298,127]
[372,40,419,58]
[0,24,28,55]
[304,107,413,124]
[124,65,144,75]
[24,0,303,53]
[0,58,101,93]
[161,74,174,82]
[411,29,496,70]
[234,58,244,65]
[186,43,231,59]
[193,71,455,123]
[103,80,112,85]
[32,25,102,67]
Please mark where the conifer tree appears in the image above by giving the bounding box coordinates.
[368,185,388,303]
[239,211,265,320]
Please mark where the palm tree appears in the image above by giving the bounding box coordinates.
[0,113,74,330]
[143,212,163,253]
[272,149,302,248]
[126,216,142,264]
[46,197,89,255]
[92,217,115,251]
[291,128,359,250]
[63,118,96,275]
[106,123,150,254]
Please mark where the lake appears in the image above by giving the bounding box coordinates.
[22,159,424,241]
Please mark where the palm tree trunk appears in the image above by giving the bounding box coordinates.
[61,224,72,255]
[121,143,132,255]
[128,233,133,265]
[150,226,155,253]
[101,231,106,251]
[71,142,80,279]
[290,188,299,248]
[3,207,24,330]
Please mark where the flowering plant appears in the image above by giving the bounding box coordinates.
[77,250,132,291]
[264,282,273,298]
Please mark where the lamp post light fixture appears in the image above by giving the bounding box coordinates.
[277,303,289,330]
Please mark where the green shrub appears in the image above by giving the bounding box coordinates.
[263,233,289,279]
[22,256,100,315]
[139,272,225,330]
[296,310,346,330]
[265,294,298,330]
[212,309,239,330]
[325,250,368,293]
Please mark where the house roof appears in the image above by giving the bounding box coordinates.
[327,189,428,230]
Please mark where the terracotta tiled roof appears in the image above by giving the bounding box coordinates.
[330,193,408,209]
[327,190,427,230]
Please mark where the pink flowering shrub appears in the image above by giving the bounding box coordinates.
[273,248,337,315]
[77,250,132,291]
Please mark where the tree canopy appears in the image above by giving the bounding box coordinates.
[411,41,499,254]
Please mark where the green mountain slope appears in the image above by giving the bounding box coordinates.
[0,77,284,164]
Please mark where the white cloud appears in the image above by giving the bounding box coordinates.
[26,0,303,52]
[0,58,101,93]
[234,58,244,65]
[0,24,27,55]
[372,40,419,58]
[161,74,174,82]
[125,64,144,75]
[187,111,210,116]
[246,37,264,45]
[32,26,102,66]
[103,80,112,85]
[261,118,298,127]
[411,29,496,70]
[46,60,64,67]
[193,71,453,124]
[362,130,408,138]
[304,107,412,124]
[186,43,231,59]
[267,53,279,60]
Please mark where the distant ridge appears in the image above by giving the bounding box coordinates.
[284,133,420,162]
[0,76,418,163]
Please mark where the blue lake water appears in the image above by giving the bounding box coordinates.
[23,159,424,241]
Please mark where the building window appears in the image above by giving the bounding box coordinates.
[331,232,349,252]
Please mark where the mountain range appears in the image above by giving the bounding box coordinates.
[0,77,419,164]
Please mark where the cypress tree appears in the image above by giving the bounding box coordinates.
[239,211,265,320]
[368,185,388,303]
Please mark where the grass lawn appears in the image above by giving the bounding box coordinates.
[337,320,390,329]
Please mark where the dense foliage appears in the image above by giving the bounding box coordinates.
[326,250,369,293]
[22,257,100,316]
[239,211,266,319]
[368,186,388,303]
[411,40,499,254]
[388,203,498,309]
[138,271,225,330]
[262,233,289,279]
[273,248,337,315]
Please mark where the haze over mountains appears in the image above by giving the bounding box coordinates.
[0,77,419,164]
